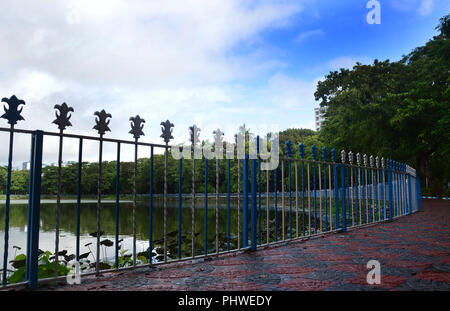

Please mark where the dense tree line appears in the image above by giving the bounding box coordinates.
[0,128,322,196]
[315,15,450,195]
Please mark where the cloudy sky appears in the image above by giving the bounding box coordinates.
[0,0,448,165]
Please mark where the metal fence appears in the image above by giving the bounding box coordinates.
[0,95,423,289]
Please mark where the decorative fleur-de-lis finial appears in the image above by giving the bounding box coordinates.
[322,147,328,161]
[381,157,385,169]
[356,153,361,166]
[93,110,112,136]
[160,120,174,144]
[298,143,305,159]
[129,115,145,139]
[190,125,201,145]
[363,154,368,167]
[331,148,336,162]
[53,102,74,131]
[286,141,293,157]
[375,156,380,168]
[213,128,224,153]
[341,149,346,163]
[370,155,374,168]
[311,144,317,160]
[1,95,25,125]
[348,151,354,165]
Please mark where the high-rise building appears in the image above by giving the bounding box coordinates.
[314,106,327,131]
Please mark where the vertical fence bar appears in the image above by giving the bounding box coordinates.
[388,159,393,221]
[2,128,14,285]
[312,146,317,234]
[178,147,183,259]
[26,130,43,289]
[328,163,332,231]
[266,168,269,243]
[191,146,196,257]
[114,142,120,268]
[257,136,261,245]
[227,158,231,251]
[381,158,385,220]
[307,162,311,235]
[323,148,328,231]
[25,134,35,282]
[281,159,285,240]
[204,158,208,254]
[251,158,257,251]
[237,158,240,249]
[318,162,322,233]
[349,152,354,227]
[96,135,103,275]
[76,138,83,263]
[54,129,63,277]
[274,165,277,242]
[341,151,347,232]
[408,171,412,215]
[299,143,305,236]
[163,144,168,262]
[133,139,138,266]
[288,158,292,239]
[332,149,339,230]
[354,166,359,225]
[295,161,298,238]
[148,146,154,263]
[215,156,219,255]
[243,156,248,248]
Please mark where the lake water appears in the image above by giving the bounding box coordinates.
[0,197,320,273]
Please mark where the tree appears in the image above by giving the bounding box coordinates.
[315,14,450,194]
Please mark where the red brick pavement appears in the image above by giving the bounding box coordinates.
[11,199,450,291]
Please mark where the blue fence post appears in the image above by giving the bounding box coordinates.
[250,157,257,251]
[286,141,293,238]
[257,136,261,245]
[25,135,36,282]
[311,145,317,234]
[178,146,183,259]
[26,130,43,289]
[341,150,347,232]
[387,159,393,222]
[243,155,248,248]
[417,177,423,211]
[332,149,339,230]
[407,166,412,215]
[204,158,208,254]
[322,147,328,231]
[299,143,305,236]
[227,158,231,251]
[114,142,120,268]
[380,157,385,220]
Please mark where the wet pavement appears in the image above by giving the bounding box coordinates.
[15,199,450,291]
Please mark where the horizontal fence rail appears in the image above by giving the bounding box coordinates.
[0,95,423,289]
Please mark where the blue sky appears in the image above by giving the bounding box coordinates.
[0,0,448,164]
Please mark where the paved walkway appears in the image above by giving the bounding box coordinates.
[43,199,450,291]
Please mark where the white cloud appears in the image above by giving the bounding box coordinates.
[293,29,324,43]
[327,56,373,71]
[0,1,308,164]
[390,0,434,15]
[417,0,434,16]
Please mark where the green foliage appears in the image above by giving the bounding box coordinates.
[314,14,450,194]
[7,251,72,284]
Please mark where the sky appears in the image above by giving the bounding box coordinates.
[0,0,448,165]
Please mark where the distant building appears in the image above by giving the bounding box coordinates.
[314,106,327,131]
[22,161,31,170]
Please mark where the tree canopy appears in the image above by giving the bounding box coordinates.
[315,14,450,195]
